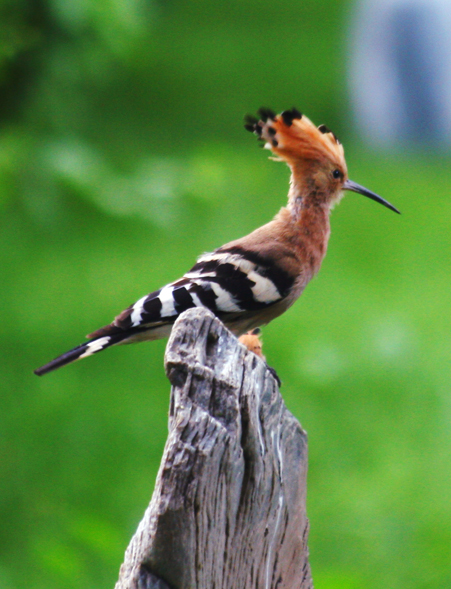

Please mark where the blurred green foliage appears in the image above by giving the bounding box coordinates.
[1,0,450,588]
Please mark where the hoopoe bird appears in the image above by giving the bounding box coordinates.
[34,107,399,377]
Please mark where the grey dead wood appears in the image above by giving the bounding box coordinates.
[115,307,312,589]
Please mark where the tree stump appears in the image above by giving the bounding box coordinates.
[115,308,312,589]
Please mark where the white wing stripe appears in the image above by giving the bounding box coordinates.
[189,291,204,308]
[131,294,149,327]
[80,337,111,359]
[248,271,281,303]
[196,252,230,264]
[159,285,177,317]
[209,282,242,312]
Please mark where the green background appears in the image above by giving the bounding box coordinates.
[1,1,450,587]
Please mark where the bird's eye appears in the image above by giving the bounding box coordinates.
[332,169,342,179]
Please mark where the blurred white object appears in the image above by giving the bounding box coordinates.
[349,0,451,147]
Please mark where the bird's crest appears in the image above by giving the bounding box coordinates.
[245,107,345,171]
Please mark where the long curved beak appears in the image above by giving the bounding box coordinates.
[344,179,400,214]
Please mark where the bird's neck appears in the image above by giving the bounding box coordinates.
[285,179,331,276]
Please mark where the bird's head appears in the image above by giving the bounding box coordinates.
[245,108,400,214]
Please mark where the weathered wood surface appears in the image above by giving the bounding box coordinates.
[115,308,312,589]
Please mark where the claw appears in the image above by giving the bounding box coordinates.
[267,365,282,388]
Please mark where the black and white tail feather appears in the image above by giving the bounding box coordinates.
[34,246,293,376]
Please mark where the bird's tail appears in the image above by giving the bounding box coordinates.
[34,331,131,376]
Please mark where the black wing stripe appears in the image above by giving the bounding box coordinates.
[188,281,218,312]
[115,288,162,331]
[143,295,163,317]
[189,259,221,275]
[218,246,295,297]
[172,286,196,314]
[203,261,270,311]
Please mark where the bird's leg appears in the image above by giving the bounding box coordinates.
[238,328,282,388]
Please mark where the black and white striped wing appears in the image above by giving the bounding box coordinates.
[119,246,295,331]
[34,246,295,376]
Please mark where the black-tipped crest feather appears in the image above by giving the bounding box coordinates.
[258,107,276,121]
[281,108,302,126]
[244,114,258,133]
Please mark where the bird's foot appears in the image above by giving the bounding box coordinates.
[238,328,281,387]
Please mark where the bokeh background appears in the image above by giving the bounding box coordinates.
[1,0,450,587]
